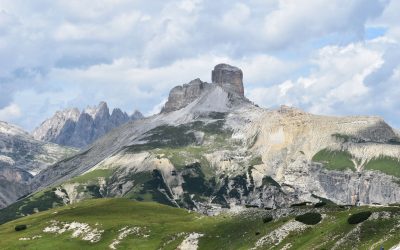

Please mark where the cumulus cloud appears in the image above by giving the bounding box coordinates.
[248,38,400,127]
[262,0,389,48]
[0,0,399,130]
[0,103,21,121]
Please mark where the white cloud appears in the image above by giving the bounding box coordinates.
[263,0,388,48]
[146,98,168,116]
[222,3,251,31]
[248,40,389,117]
[0,103,21,121]
[0,0,400,130]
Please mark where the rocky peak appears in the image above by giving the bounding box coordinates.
[161,78,211,113]
[33,102,143,148]
[131,110,144,120]
[84,101,109,119]
[212,63,244,97]
[161,64,247,113]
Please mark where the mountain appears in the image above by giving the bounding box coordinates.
[2,63,400,226]
[0,121,77,208]
[32,102,144,148]
[1,198,399,249]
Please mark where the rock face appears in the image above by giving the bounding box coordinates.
[212,63,244,97]
[33,102,144,148]
[162,64,246,113]
[162,79,211,113]
[0,121,77,208]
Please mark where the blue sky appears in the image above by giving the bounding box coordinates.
[0,0,400,131]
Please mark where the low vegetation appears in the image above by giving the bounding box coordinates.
[312,149,356,171]
[314,202,326,208]
[295,212,322,225]
[262,216,273,223]
[364,156,400,178]
[347,211,372,224]
[14,225,27,231]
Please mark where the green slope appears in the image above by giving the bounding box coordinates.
[0,198,399,250]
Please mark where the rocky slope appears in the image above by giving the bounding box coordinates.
[2,63,400,224]
[0,121,77,208]
[32,102,144,148]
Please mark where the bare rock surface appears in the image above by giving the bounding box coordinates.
[33,102,143,148]
[0,121,77,208]
[212,63,244,97]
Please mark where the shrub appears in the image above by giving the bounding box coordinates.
[295,212,322,225]
[347,211,372,224]
[263,216,273,223]
[314,202,326,208]
[15,225,27,231]
[291,202,308,207]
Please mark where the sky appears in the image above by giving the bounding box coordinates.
[0,0,400,131]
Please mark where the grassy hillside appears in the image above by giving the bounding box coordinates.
[312,149,356,171]
[365,156,400,178]
[0,198,399,249]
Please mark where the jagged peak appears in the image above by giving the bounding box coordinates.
[84,101,109,119]
[131,110,144,119]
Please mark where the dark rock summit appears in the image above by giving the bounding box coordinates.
[162,64,245,113]
[212,63,244,97]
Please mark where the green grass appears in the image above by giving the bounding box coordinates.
[1,199,399,250]
[364,156,400,178]
[69,169,114,183]
[0,189,66,225]
[312,149,356,171]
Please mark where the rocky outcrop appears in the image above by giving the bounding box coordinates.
[0,166,32,208]
[212,63,244,97]
[162,64,246,113]
[33,102,144,148]
[162,79,211,113]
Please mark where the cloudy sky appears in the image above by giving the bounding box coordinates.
[0,0,399,131]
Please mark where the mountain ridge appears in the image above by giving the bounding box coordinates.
[0,121,77,208]
[1,63,400,226]
[32,102,144,148]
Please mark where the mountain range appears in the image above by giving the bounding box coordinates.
[0,63,399,249]
[32,102,143,148]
